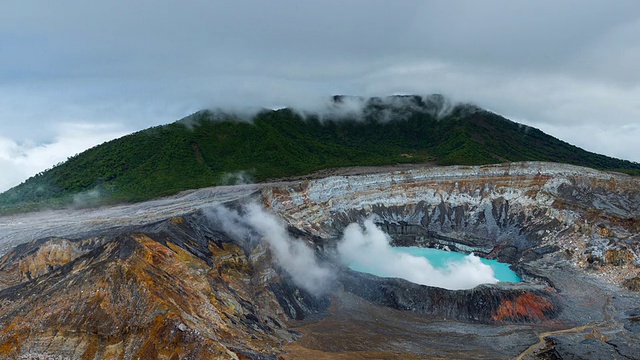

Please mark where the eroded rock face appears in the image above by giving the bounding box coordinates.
[264,162,640,284]
[0,211,328,359]
[339,270,560,323]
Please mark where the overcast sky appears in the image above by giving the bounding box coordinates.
[2,0,639,192]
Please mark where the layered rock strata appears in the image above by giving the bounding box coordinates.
[264,162,640,285]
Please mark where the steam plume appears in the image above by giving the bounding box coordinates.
[210,204,499,293]
[209,203,332,296]
[337,219,498,290]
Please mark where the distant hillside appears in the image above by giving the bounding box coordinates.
[1,95,639,213]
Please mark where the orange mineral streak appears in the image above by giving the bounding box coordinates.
[0,334,21,356]
[491,293,555,322]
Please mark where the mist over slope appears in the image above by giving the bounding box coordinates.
[1,94,639,213]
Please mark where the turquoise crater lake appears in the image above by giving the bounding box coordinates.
[349,246,522,284]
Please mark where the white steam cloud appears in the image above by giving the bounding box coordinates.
[211,204,499,294]
[210,203,333,296]
[337,219,498,290]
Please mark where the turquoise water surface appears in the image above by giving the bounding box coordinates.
[351,246,522,283]
[396,247,521,282]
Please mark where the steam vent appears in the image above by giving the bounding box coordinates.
[1,162,639,359]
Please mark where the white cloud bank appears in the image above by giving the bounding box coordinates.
[0,123,127,192]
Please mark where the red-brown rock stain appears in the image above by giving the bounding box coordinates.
[491,293,555,322]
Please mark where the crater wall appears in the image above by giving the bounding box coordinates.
[264,162,640,282]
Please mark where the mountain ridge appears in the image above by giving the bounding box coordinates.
[1,95,639,214]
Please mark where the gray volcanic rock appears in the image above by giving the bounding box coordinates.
[0,162,638,359]
[265,162,640,285]
[339,270,560,323]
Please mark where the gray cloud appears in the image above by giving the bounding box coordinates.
[1,0,639,192]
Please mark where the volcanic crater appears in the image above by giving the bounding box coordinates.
[0,162,639,359]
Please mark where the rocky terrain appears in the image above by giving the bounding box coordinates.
[0,162,639,359]
[265,162,639,284]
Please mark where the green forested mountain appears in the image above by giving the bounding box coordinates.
[1,95,639,213]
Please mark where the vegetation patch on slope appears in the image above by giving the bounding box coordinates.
[1,95,638,213]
